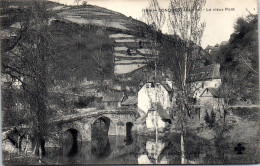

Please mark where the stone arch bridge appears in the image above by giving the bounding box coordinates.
[51,109,137,143]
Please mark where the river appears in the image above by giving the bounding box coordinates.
[37,132,253,165]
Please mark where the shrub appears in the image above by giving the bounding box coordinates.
[74,96,95,108]
[204,110,216,128]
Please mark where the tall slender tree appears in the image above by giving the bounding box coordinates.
[142,0,165,79]
[167,0,206,163]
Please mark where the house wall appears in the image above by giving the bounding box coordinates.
[199,90,224,123]
[192,79,221,98]
[104,101,120,109]
[146,110,167,129]
[138,83,173,114]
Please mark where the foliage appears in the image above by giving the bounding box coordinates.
[48,21,114,82]
[229,107,259,121]
[74,96,96,108]
[1,0,56,155]
[204,110,216,128]
[216,14,258,103]
[1,85,28,127]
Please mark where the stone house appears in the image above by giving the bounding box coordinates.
[121,96,137,109]
[189,64,224,122]
[190,63,221,99]
[137,78,173,130]
[102,91,128,109]
[198,87,224,122]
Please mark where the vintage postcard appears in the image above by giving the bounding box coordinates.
[1,0,259,165]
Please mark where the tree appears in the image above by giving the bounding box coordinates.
[2,0,55,157]
[142,0,206,163]
[82,1,87,6]
[142,0,166,84]
[166,0,206,163]
[204,110,216,128]
[216,14,258,104]
[142,0,165,32]
[74,0,82,6]
[91,28,114,80]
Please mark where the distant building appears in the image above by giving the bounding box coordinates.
[189,64,223,122]
[102,91,128,108]
[121,96,137,108]
[137,78,173,130]
[189,63,221,99]
[199,87,224,121]
[205,42,228,54]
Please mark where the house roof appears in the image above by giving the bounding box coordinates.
[161,82,173,92]
[149,106,172,120]
[205,45,213,50]
[189,64,220,82]
[200,88,220,98]
[102,92,125,102]
[121,96,137,106]
[157,108,172,120]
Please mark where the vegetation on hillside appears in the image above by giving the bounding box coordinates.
[1,0,115,156]
[215,14,258,104]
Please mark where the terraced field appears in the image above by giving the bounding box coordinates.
[109,33,156,74]
[49,4,157,75]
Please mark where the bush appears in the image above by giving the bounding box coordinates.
[230,107,259,121]
[204,110,216,128]
[74,96,95,108]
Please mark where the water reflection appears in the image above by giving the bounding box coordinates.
[138,139,169,164]
[126,122,134,145]
[42,132,253,165]
[62,129,78,157]
[91,136,112,158]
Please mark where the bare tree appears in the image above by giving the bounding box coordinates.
[143,0,165,31]
[2,0,55,157]
[167,0,206,164]
[142,0,165,78]
[74,0,82,6]
[142,1,206,163]
[91,29,113,80]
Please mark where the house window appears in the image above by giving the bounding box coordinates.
[202,82,204,88]
[168,91,173,102]
[151,82,155,88]
[195,108,201,120]
[215,84,217,87]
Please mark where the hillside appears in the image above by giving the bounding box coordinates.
[1,0,212,98]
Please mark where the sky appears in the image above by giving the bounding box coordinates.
[50,0,258,48]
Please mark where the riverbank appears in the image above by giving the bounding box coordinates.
[3,109,259,165]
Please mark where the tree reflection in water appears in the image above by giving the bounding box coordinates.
[91,136,112,158]
[138,138,171,164]
[91,117,113,158]
[62,129,79,157]
[45,132,244,164]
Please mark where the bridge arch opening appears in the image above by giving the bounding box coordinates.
[91,136,112,158]
[91,116,114,158]
[91,116,114,139]
[62,128,79,156]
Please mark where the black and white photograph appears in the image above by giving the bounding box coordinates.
[1,0,259,165]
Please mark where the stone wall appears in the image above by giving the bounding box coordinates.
[59,112,136,142]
